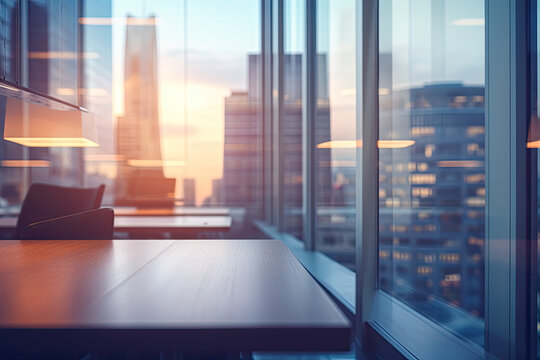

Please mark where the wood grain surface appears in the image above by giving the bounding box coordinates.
[0,239,350,353]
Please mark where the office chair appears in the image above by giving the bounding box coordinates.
[20,208,114,240]
[14,183,106,239]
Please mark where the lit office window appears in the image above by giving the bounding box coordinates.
[378,0,485,345]
[315,0,356,269]
[283,0,304,240]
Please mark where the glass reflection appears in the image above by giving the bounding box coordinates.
[0,0,264,239]
[282,0,304,240]
[315,0,356,269]
[378,0,485,346]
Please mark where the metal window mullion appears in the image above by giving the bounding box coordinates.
[485,0,532,358]
[273,0,284,231]
[262,0,273,222]
[302,0,316,251]
[528,1,538,357]
[357,0,378,339]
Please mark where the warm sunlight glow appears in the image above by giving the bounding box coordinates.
[527,140,540,148]
[437,160,484,168]
[57,88,75,96]
[84,154,126,162]
[127,160,187,167]
[378,140,416,148]
[1,160,50,167]
[317,140,416,149]
[4,137,99,147]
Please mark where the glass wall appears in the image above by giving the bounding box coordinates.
[0,0,264,239]
[315,0,356,269]
[378,0,485,346]
[282,0,304,240]
[0,0,84,210]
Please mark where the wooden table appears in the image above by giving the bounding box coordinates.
[0,215,232,238]
[0,239,351,353]
[113,206,230,217]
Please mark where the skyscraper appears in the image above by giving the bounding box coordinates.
[222,55,262,213]
[116,16,174,206]
[220,53,331,238]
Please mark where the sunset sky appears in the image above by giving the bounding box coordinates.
[112,0,260,204]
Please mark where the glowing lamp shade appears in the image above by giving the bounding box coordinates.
[3,97,98,147]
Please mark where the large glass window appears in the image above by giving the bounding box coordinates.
[0,0,83,209]
[315,0,356,269]
[0,0,264,239]
[282,0,304,240]
[378,0,485,345]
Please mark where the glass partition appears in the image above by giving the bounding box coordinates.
[378,0,485,346]
[282,0,304,240]
[0,0,264,239]
[315,0,356,269]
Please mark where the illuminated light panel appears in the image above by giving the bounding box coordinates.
[4,98,98,148]
[452,18,484,26]
[57,88,75,96]
[527,140,540,148]
[437,160,484,168]
[127,160,186,167]
[84,154,125,162]
[378,140,416,148]
[28,51,99,59]
[317,140,360,148]
[5,137,98,147]
[316,139,415,149]
[379,88,390,95]
[1,160,50,167]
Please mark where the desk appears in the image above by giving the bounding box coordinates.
[114,215,232,238]
[0,239,350,353]
[0,215,232,238]
[113,206,230,216]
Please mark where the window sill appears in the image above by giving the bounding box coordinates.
[254,220,355,315]
[370,291,484,360]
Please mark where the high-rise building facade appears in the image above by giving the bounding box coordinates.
[220,53,331,239]
[116,16,173,206]
[378,84,485,328]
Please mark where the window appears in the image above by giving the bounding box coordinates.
[315,0,356,269]
[282,0,304,239]
[378,0,485,345]
[0,0,264,238]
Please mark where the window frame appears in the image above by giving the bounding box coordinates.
[357,0,535,359]
[262,0,537,357]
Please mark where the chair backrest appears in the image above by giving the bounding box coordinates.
[15,183,106,239]
[20,208,114,240]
